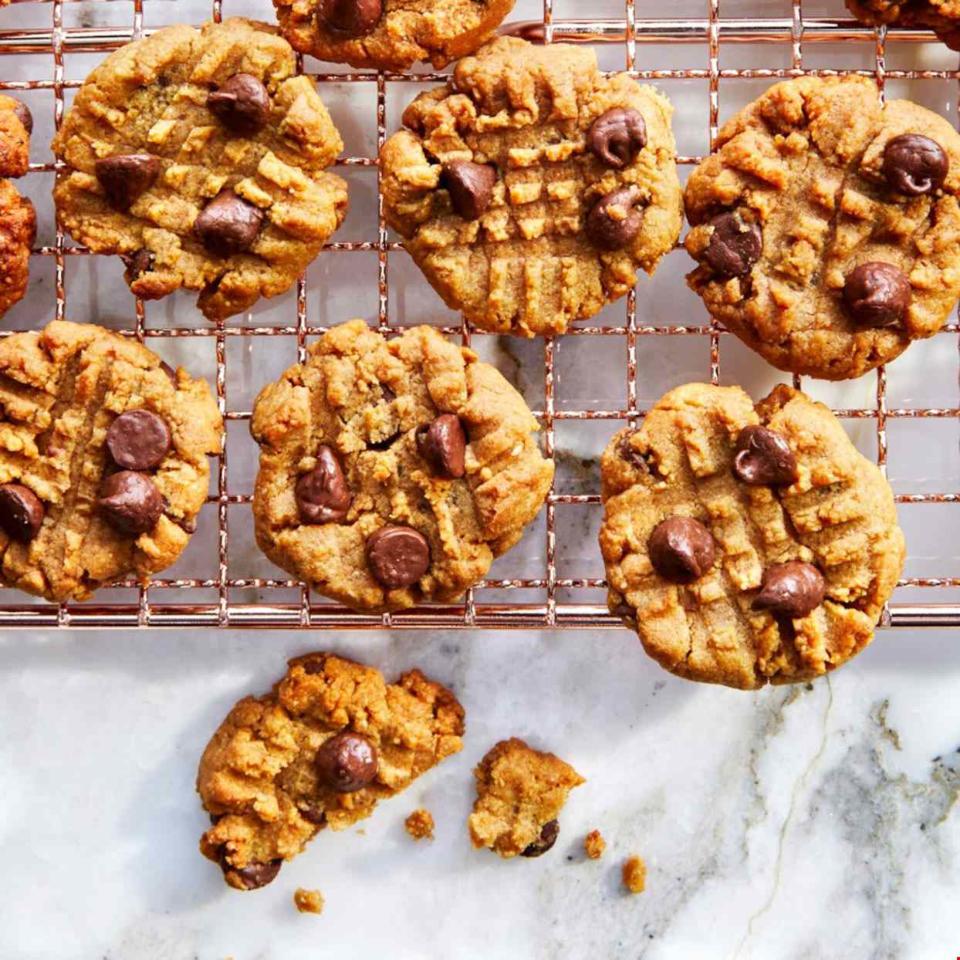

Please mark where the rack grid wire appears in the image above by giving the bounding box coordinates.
[0,0,956,629]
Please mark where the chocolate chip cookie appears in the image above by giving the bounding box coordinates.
[380,37,682,336]
[52,18,347,322]
[251,319,553,613]
[847,0,960,48]
[0,96,36,321]
[599,383,905,690]
[198,652,465,890]
[274,0,515,71]
[468,738,584,859]
[684,76,960,380]
[0,321,222,602]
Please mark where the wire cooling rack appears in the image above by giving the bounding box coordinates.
[0,0,955,629]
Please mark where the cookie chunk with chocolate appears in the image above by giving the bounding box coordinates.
[0,95,36,321]
[250,319,553,613]
[599,383,905,689]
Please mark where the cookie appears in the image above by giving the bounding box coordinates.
[0,321,222,602]
[0,94,32,180]
[847,0,960,49]
[599,383,905,690]
[467,737,584,859]
[684,76,960,380]
[274,0,516,71]
[52,18,348,322]
[197,653,465,890]
[251,319,553,613]
[380,37,682,336]
[0,96,36,321]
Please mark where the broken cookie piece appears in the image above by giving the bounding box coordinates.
[404,808,435,841]
[584,829,606,860]
[294,888,324,914]
[622,855,646,894]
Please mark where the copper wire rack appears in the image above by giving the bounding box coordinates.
[0,0,955,629]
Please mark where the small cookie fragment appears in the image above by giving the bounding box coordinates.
[52,18,347,321]
[273,0,515,71]
[381,37,682,336]
[294,888,324,914]
[622,855,646,894]
[583,829,606,860]
[404,808,435,841]
[198,653,464,890]
[251,320,553,614]
[600,383,905,689]
[468,738,584,859]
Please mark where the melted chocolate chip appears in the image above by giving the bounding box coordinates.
[295,446,352,524]
[732,425,798,486]
[416,413,466,478]
[95,154,161,211]
[585,186,644,250]
[230,859,282,890]
[442,160,497,221]
[618,431,659,476]
[366,525,430,588]
[753,561,825,619]
[11,100,32,135]
[521,820,560,858]
[123,249,155,282]
[207,73,271,136]
[882,133,948,196]
[704,213,762,279]
[842,262,911,328]
[587,107,647,168]
[315,732,379,792]
[97,471,164,535]
[298,801,327,825]
[106,409,172,471]
[159,360,178,387]
[193,189,263,256]
[0,483,43,543]
[318,0,383,36]
[648,516,716,584]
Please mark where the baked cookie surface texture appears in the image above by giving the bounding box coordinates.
[684,76,960,379]
[599,383,905,689]
[251,319,553,613]
[381,37,682,336]
[52,18,347,321]
[198,653,465,890]
[847,0,960,49]
[0,95,36,320]
[0,321,222,602]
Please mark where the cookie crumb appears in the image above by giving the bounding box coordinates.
[622,855,646,894]
[584,829,606,860]
[294,888,324,915]
[405,808,435,841]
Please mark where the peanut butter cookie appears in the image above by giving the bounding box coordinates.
[847,0,960,49]
[380,37,682,336]
[684,76,960,380]
[52,18,347,322]
[198,653,465,890]
[0,95,35,321]
[274,0,515,71]
[599,383,905,690]
[468,737,584,859]
[0,321,222,602]
[251,319,553,613]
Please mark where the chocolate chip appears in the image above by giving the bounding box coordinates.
[882,133,948,196]
[442,160,496,221]
[230,859,282,890]
[97,471,164,535]
[366,525,430,588]
[732,425,798,486]
[106,409,172,471]
[618,431,657,475]
[842,262,911,328]
[298,801,327,825]
[704,213,762,279]
[648,516,716,584]
[95,154,161,211]
[585,186,643,250]
[123,249,155,281]
[315,732,379,792]
[207,73,271,136]
[159,360,178,387]
[588,107,647,168]
[11,99,32,135]
[753,561,825,619]
[0,483,43,543]
[295,446,352,524]
[368,431,400,451]
[416,414,466,479]
[193,189,263,257]
[318,0,382,36]
[521,820,560,858]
